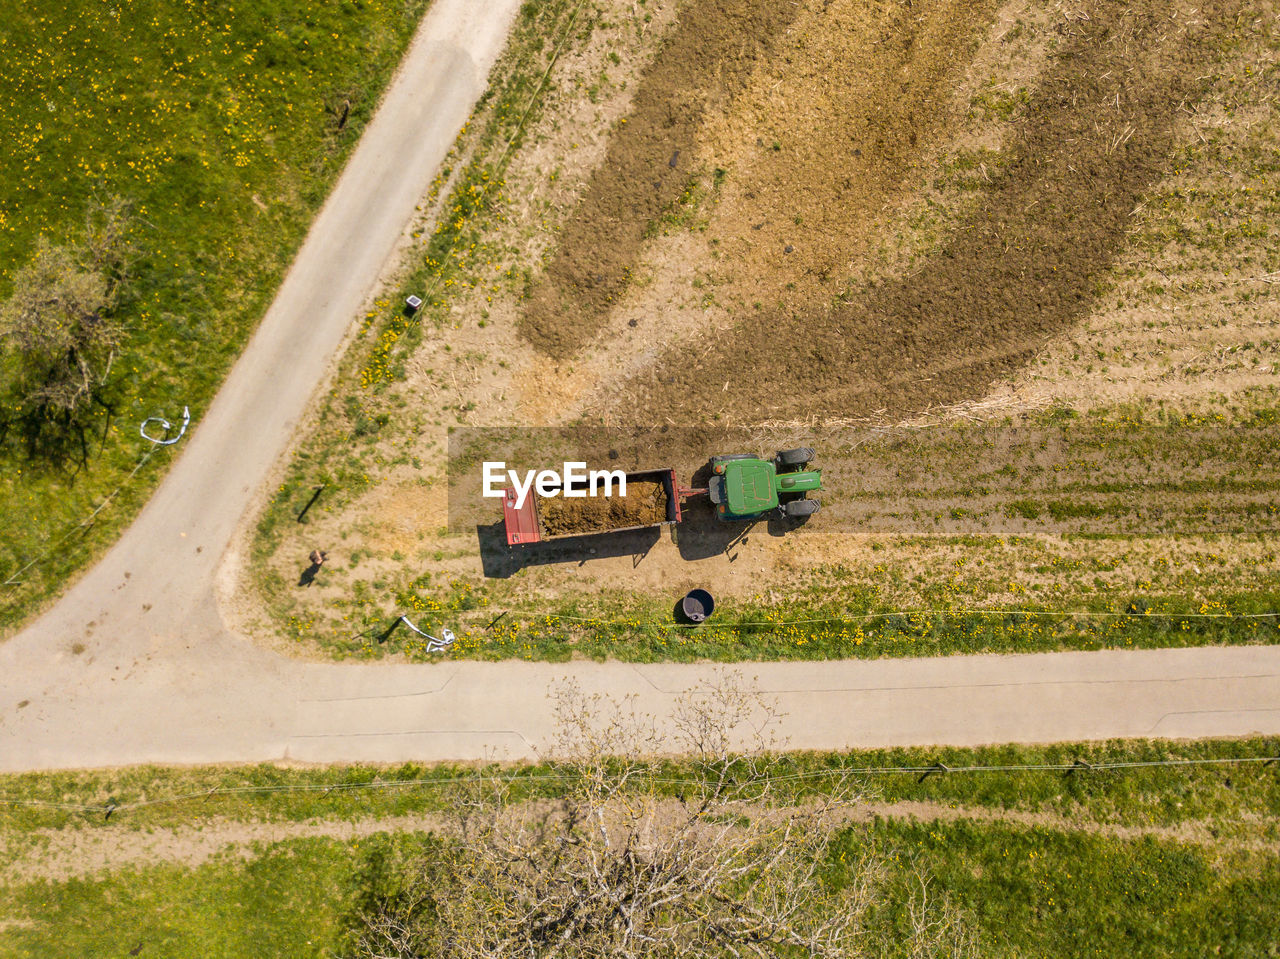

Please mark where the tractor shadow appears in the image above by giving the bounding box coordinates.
[672,496,757,561]
[476,521,661,579]
[673,497,811,561]
[674,460,751,560]
[673,460,812,561]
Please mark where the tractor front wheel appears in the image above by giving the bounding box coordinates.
[776,447,815,469]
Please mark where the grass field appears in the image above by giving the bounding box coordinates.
[846,821,1280,958]
[2,738,1277,957]
[0,836,366,958]
[0,0,432,635]
[3,825,1276,958]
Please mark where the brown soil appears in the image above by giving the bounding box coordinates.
[518,0,803,357]
[538,478,668,536]
[612,0,1232,423]
[694,0,1003,313]
[447,421,1280,539]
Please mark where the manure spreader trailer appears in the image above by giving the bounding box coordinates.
[501,450,822,546]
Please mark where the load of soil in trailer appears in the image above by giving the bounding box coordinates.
[538,479,668,536]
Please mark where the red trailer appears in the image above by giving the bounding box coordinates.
[502,467,683,546]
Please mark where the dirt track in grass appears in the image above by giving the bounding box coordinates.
[600,0,1232,424]
[6,798,1275,881]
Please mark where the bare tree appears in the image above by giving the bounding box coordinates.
[349,674,974,959]
[0,196,133,463]
[80,194,135,280]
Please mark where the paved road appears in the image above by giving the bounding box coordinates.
[2,0,1279,773]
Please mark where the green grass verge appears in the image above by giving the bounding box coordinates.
[275,568,1280,663]
[0,0,432,634]
[3,738,1277,835]
[2,820,1276,958]
[840,821,1280,959]
[0,835,406,959]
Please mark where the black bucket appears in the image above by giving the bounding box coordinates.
[680,588,715,624]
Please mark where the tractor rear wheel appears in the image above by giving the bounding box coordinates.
[782,498,819,518]
[776,447,815,469]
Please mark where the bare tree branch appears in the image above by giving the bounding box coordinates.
[348,673,975,959]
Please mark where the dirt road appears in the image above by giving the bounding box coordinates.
[1,0,1278,774]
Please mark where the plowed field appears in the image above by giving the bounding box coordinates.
[246,0,1279,663]
[516,0,1238,423]
[518,0,803,356]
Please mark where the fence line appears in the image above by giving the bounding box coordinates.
[3,753,1275,817]
[543,608,1280,630]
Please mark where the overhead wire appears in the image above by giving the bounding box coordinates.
[3,752,1275,817]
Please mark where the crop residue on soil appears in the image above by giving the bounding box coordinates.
[617,0,1234,423]
[518,0,802,358]
[538,479,668,536]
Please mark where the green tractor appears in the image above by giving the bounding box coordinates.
[707,448,822,521]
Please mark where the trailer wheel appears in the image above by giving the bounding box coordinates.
[776,447,815,469]
[782,498,820,518]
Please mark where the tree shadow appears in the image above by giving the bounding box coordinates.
[1,394,118,479]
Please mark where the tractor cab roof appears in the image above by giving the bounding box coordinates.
[722,459,778,515]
